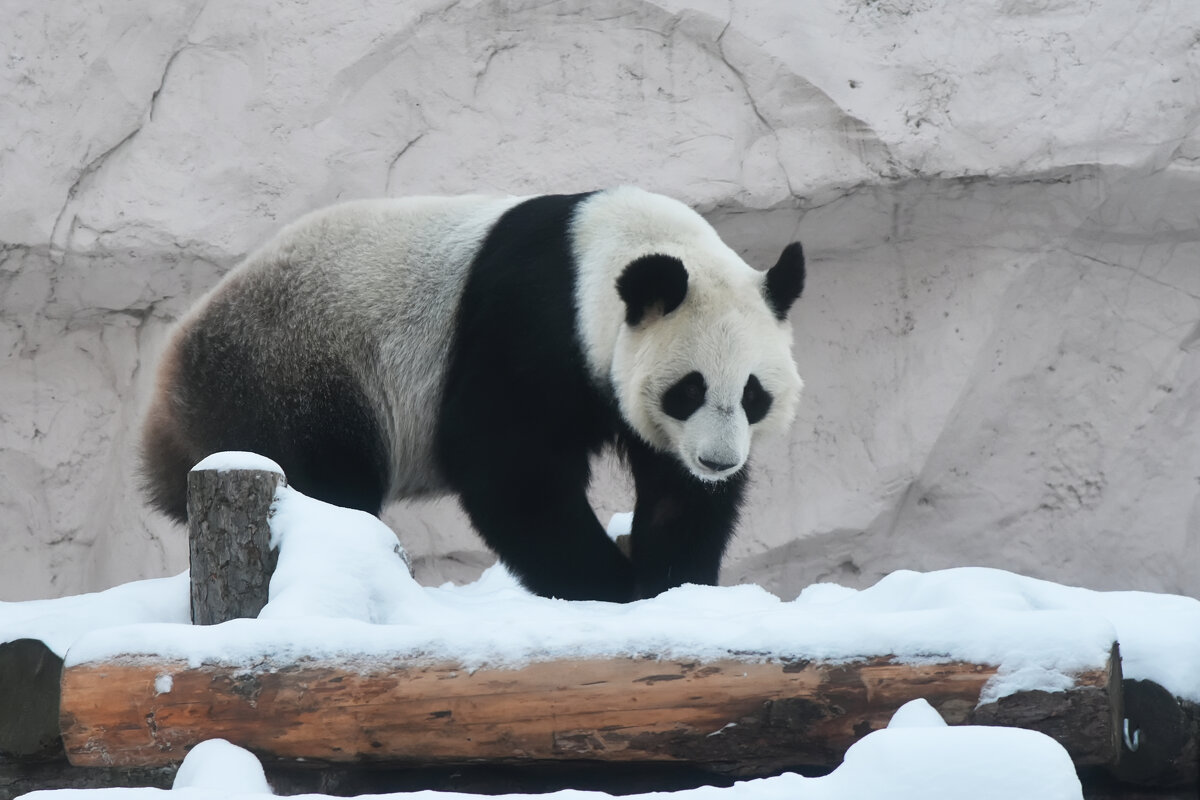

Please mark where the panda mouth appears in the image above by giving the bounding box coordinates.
[692,455,743,482]
[699,456,739,473]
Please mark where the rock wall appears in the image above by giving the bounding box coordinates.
[3,0,1199,600]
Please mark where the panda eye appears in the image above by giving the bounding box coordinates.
[742,374,772,424]
[662,371,706,421]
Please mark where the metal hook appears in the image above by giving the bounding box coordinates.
[1122,718,1141,752]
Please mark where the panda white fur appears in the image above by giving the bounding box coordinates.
[142,187,804,602]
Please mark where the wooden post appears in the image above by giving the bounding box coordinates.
[187,461,286,625]
[59,647,1121,773]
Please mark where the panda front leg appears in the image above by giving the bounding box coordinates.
[450,455,637,603]
[623,434,747,599]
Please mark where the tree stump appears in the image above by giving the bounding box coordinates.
[187,460,287,625]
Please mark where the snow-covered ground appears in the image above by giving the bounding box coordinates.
[5,469,1195,701]
[5,468,1200,799]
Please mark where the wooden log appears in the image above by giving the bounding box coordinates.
[970,643,1123,768]
[60,647,1120,774]
[187,464,286,625]
[0,638,64,761]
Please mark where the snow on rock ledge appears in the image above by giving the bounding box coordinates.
[2,0,1200,601]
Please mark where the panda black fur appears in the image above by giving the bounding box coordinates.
[142,187,805,602]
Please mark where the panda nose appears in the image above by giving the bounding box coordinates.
[699,456,739,473]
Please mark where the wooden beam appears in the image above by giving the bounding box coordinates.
[60,647,1120,774]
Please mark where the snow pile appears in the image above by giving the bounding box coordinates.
[16,701,1084,800]
[0,574,189,657]
[192,452,285,475]
[169,739,271,794]
[6,482,1188,799]
[799,567,1200,704]
[61,558,1120,705]
[262,486,416,623]
[4,482,1199,704]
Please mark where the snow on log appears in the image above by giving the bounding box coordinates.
[187,458,286,625]
[59,646,1120,774]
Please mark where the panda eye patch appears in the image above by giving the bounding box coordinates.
[742,374,772,424]
[662,371,707,421]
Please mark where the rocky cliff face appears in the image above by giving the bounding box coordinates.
[3,0,1199,600]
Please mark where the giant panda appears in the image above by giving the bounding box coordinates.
[142,187,805,602]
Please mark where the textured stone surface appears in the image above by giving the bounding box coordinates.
[2,0,1199,601]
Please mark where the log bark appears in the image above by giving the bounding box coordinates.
[187,466,286,625]
[970,643,1123,768]
[60,648,1119,774]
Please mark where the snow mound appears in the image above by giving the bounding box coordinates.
[171,739,272,794]
[812,707,1082,800]
[0,573,189,657]
[190,452,285,475]
[885,698,946,729]
[261,486,416,623]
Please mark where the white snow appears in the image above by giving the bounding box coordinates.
[191,452,285,475]
[15,702,1084,800]
[605,512,634,538]
[884,697,946,730]
[798,567,1200,703]
[4,485,1198,704]
[262,486,415,623]
[61,557,1121,698]
[169,739,272,794]
[0,573,190,656]
[4,486,1198,799]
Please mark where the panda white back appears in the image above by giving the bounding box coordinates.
[142,194,525,519]
[281,196,528,498]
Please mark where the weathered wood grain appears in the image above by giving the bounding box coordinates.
[60,648,1119,774]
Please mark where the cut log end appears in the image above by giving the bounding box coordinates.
[0,638,64,761]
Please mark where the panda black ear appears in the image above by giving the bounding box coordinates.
[616,254,688,326]
[764,242,805,320]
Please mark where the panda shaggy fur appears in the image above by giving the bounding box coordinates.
[142,187,805,602]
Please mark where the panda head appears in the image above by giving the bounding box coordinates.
[612,242,805,482]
